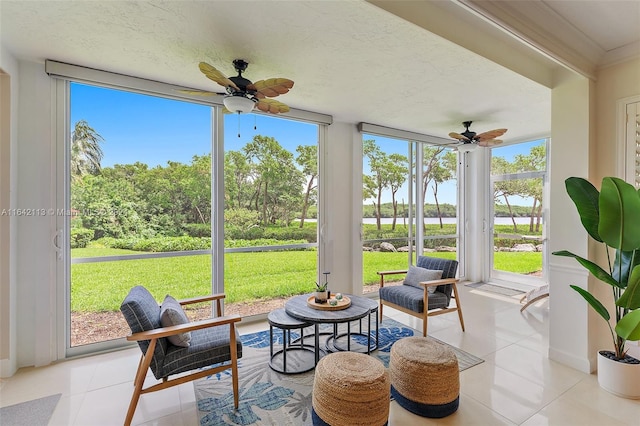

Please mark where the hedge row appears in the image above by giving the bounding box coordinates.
[97,236,311,252]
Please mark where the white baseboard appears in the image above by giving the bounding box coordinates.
[548,347,595,374]
[0,357,17,378]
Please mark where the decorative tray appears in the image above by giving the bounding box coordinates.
[307,295,351,311]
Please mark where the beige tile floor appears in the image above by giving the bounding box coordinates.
[2,284,639,425]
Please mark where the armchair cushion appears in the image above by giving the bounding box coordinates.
[161,324,243,378]
[160,295,192,347]
[403,266,443,293]
[379,285,449,313]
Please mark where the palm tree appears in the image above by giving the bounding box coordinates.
[71,120,104,178]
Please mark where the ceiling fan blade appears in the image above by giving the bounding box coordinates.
[247,78,294,99]
[256,98,290,114]
[477,139,503,147]
[177,89,222,96]
[475,128,507,142]
[198,62,239,90]
[448,132,470,142]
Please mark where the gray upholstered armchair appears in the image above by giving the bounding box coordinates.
[120,285,242,426]
[378,256,465,336]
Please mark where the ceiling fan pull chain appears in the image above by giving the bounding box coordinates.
[254,114,257,131]
[237,113,241,138]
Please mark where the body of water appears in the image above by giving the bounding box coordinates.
[361,217,537,225]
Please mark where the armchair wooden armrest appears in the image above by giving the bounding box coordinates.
[377,270,409,277]
[178,293,226,305]
[127,314,241,342]
[420,278,459,288]
[178,293,226,317]
[377,270,408,288]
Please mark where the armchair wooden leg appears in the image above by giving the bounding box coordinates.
[422,311,428,337]
[452,283,465,332]
[230,325,239,409]
[125,340,156,426]
[133,354,145,388]
[379,275,385,323]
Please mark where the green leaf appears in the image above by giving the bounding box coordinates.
[599,177,640,251]
[565,177,602,242]
[617,264,640,309]
[570,285,610,322]
[553,250,622,288]
[611,250,640,287]
[615,309,640,341]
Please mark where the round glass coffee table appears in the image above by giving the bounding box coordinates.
[284,294,377,364]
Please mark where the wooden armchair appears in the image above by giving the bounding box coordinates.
[120,286,242,426]
[378,256,465,336]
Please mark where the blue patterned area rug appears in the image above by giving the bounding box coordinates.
[194,317,483,426]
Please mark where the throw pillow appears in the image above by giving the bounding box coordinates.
[160,295,191,347]
[403,266,443,293]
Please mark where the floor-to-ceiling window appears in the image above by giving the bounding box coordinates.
[67,83,214,352]
[52,63,329,357]
[360,131,459,292]
[489,139,548,288]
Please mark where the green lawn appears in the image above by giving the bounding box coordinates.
[71,248,541,312]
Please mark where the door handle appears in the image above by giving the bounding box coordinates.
[53,228,63,260]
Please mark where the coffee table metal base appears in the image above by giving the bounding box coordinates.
[283,294,380,365]
[268,309,318,374]
[325,306,379,353]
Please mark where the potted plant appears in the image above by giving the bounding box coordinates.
[314,272,331,304]
[553,176,640,398]
[314,281,328,303]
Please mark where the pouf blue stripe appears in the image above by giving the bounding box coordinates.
[312,408,389,426]
[391,386,459,418]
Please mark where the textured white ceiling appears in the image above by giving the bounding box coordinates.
[0,0,554,142]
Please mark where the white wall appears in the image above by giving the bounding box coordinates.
[323,121,361,295]
[594,57,640,359]
[0,44,19,377]
[548,72,594,373]
[547,58,640,371]
[15,60,57,368]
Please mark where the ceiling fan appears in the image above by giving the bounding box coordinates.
[181,59,294,114]
[448,121,507,151]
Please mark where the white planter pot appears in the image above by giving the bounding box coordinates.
[314,291,328,303]
[597,351,640,399]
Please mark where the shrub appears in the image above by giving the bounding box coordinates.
[182,223,211,238]
[225,239,310,249]
[98,236,211,252]
[70,228,94,248]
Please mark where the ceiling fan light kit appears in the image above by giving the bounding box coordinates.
[457,143,478,152]
[223,95,256,114]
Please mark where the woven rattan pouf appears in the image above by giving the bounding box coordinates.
[312,352,390,426]
[389,336,459,418]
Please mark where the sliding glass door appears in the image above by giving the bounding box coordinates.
[361,134,458,292]
[66,83,214,353]
[489,139,547,287]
